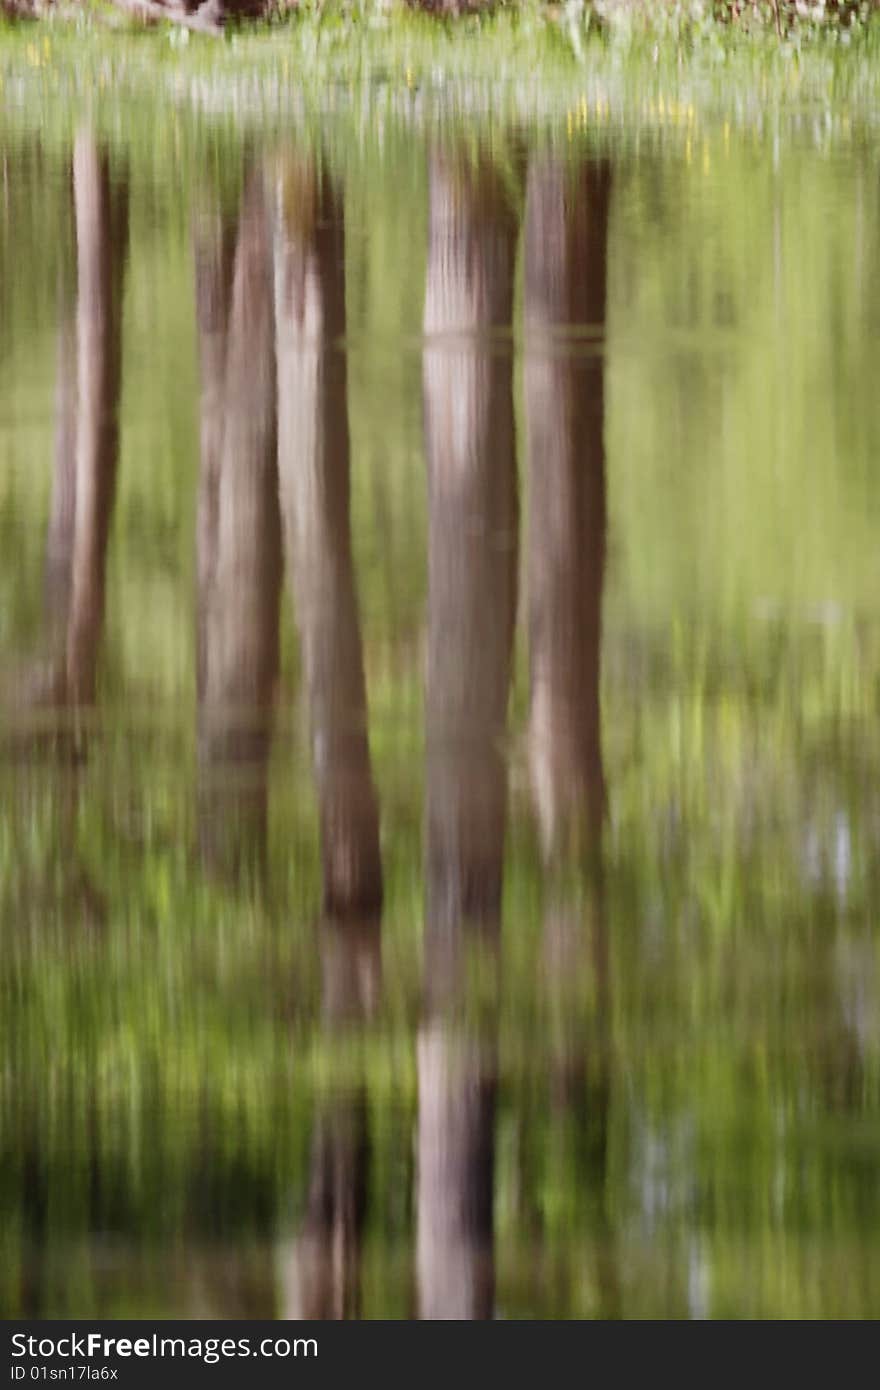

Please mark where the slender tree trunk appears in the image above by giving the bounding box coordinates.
[273,158,381,1317]
[524,153,611,1040]
[198,172,281,880]
[274,156,382,922]
[194,191,237,700]
[524,154,619,1318]
[2,142,123,732]
[280,918,381,1320]
[64,134,128,709]
[417,150,519,1320]
[417,1027,496,1320]
[524,157,609,861]
[422,151,519,973]
[1,142,122,920]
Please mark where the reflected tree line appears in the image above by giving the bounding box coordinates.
[10,131,613,1318]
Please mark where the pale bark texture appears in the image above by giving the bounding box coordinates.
[417,1026,496,1320]
[197,172,282,879]
[417,150,519,1321]
[65,136,127,707]
[274,156,382,922]
[273,158,382,1317]
[2,140,125,730]
[422,151,519,976]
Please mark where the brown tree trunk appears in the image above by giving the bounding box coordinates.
[274,156,382,922]
[417,150,519,1320]
[194,190,237,701]
[1,142,124,732]
[273,157,383,1318]
[197,172,281,880]
[524,153,611,1021]
[64,134,128,709]
[280,918,381,1320]
[0,141,123,931]
[422,151,519,974]
[524,154,619,1318]
[524,157,610,862]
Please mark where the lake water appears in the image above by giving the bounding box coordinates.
[2,78,880,1318]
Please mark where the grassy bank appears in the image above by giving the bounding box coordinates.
[5,0,880,35]
[2,2,880,147]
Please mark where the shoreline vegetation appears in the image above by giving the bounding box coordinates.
[1,0,880,40]
[2,2,880,138]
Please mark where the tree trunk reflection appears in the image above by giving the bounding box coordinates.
[196,171,281,883]
[274,155,382,923]
[281,918,381,1319]
[274,154,383,1319]
[65,135,128,709]
[194,186,237,702]
[418,150,519,1320]
[6,136,127,729]
[524,155,618,1317]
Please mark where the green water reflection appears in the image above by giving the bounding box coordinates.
[1,106,879,1319]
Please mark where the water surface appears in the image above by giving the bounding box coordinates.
[1,104,880,1319]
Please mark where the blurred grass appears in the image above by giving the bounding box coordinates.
[1,25,880,1315]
